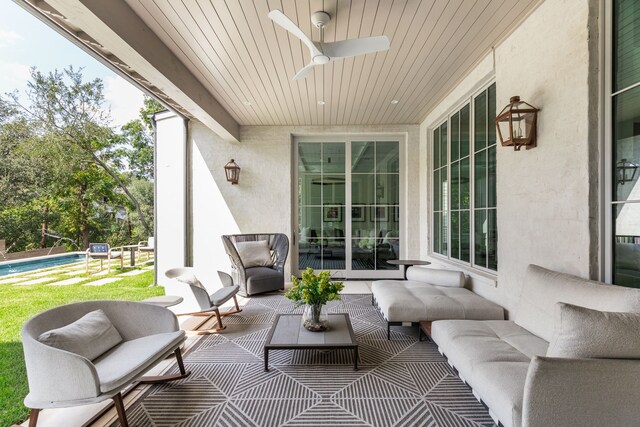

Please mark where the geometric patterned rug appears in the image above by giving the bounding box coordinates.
[115,294,494,427]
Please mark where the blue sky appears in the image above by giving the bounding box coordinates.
[0,0,144,127]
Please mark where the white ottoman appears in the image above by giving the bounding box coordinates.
[372,267,504,339]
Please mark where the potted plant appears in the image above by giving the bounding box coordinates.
[285,268,344,332]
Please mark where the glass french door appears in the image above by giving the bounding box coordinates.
[295,137,403,279]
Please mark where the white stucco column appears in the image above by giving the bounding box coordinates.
[154,110,187,287]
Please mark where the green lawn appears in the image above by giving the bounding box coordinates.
[0,264,163,426]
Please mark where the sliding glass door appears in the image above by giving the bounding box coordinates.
[295,136,403,278]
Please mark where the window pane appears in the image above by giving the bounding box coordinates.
[378,239,400,269]
[475,210,487,268]
[352,174,376,204]
[460,157,470,209]
[352,239,375,270]
[488,209,498,271]
[322,175,345,204]
[323,143,345,173]
[475,150,487,208]
[461,210,470,262]
[451,211,460,260]
[451,113,460,162]
[323,238,345,270]
[377,174,399,205]
[460,104,470,157]
[441,123,448,167]
[442,167,448,218]
[614,0,640,92]
[614,204,640,287]
[613,85,640,202]
[352,141,375,173]
[434,212,441,254]
[300,174,322,205]
[433,128,440,168]
[377,141,399,173]
[451,161,460,210]
[299,143,321,172]
[488,146,497,208]
[475,92,487,151]
[300,207,322,240]
[433,170,441,211]
[488,83,496,146]
[352,206,374,238]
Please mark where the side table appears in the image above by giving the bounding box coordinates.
[387,259,431,280]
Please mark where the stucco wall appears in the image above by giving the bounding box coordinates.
[190,124,420,288]
[420,0,599,312]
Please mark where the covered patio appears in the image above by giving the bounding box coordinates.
[12,0,640,426]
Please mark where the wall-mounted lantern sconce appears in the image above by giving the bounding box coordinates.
[224,159,241,184]
[495,96,539,151]
[617,158,639,184]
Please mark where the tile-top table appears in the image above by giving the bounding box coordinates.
[263,313,358,371]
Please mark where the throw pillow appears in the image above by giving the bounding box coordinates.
[547,302,640,359]
[236,240,273,268]
[38,309,123,361]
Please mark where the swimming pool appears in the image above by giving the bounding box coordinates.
[0,253,85,277]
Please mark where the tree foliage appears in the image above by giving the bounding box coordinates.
[0,67,162,251]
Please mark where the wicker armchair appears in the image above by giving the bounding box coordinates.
[221,234,289,297]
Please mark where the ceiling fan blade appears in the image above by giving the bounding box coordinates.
[268,10,321,56]
[293,62,317,81]
[321,35,390,58]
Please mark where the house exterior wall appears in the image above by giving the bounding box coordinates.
[420,0,599,313]
[188,124,420,289]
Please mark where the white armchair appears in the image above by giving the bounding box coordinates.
[21,300,190,426]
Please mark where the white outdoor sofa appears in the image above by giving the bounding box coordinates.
[372,267,504,339]
[431,264,640,427]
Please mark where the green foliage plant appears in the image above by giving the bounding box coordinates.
[285,268,344,307]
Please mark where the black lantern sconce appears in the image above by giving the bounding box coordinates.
[224,159,241,184]
[617,158,639,184]
[495,96,540,151]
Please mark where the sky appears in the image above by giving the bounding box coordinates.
[0,0,145,127]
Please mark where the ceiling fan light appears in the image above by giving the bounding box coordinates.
[312,55,330,65]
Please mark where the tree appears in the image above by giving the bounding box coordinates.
[1,67,152,243]
[120,96,163,179]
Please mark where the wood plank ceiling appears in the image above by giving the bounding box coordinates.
[124,0,541,126]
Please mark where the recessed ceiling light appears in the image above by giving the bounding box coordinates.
[391,99,399,104]
[243,101,253,106]
[317,101,326,105]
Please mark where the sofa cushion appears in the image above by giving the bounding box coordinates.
[94,330,185,393]
[405,266,464,288]
[431,320,548,427]
[372,280,504,322]
[514,264,640,342]
[236,240,273,268]
[38,309,123,361]
[547,303,640,359]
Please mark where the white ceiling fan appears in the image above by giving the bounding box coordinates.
[268,10,390,81]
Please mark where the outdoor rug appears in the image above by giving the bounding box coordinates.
[115,294,494,427]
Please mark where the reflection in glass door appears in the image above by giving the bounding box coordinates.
[296,138,402,278]
[298,142,346,271]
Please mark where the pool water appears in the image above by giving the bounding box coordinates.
[0,254,85,277]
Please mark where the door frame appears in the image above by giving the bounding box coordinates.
[292,134,406,279]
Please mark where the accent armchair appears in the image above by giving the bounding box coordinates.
[21,300,190,427]
[165,268,242,334]
[221,233,289,297]
[137,236,155,260]
[85,243,124,273]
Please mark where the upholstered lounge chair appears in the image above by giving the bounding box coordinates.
[222,233,289,297]
[21,300,190,427]
[165,268,242,333]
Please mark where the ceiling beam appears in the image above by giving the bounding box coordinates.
[42,0,240,142]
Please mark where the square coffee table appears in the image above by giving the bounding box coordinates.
[263,313,358,371]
